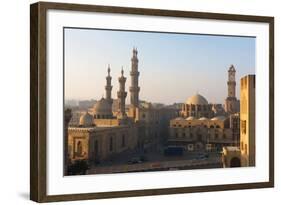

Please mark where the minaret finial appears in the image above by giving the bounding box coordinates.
[121,67,124,76]
[107,64,110,75]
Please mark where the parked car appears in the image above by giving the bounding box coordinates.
[196,153,209,160]
[127,156,147,164]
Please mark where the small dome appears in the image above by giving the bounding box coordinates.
[186,116,196,121]
[211,116,226,121]
[79,112,93,127]
[186,94,208,105]
[199,117,208,120]
[93,98,112,117]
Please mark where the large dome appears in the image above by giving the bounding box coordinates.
[79,112,94,127]
[186,94,208,105]
[93,98,112,117]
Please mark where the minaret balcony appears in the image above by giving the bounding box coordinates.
[117,92,127,98]
[129,86,140,92]
[130,71,139,76]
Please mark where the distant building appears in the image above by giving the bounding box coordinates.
[65,99,78,107]
[78,99,97,110]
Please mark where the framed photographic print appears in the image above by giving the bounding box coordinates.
[30,1,274,202]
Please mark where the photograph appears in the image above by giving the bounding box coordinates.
[63,28,256,176]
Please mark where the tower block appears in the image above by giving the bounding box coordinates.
[117,68,127,119]
[225,65,239,113]
[129,48,140,118]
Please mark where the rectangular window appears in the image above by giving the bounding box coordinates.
[241,120,247,134]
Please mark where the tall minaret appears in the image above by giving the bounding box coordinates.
[117,68,127,119]
[227,65,236,98]
[129,48,140,108]
[225,64,238,114]
[105,65,113,105]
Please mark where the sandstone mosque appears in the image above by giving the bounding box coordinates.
[168,64,240,152]
[65,48,255,169]
[65,48,178,164]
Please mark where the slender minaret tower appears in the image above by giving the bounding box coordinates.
[225,64,238,113]
[117,68,127,119]
[130,48,140,108]
[227,65,236,98]
[129,48,140,118]
[105,65,113,106]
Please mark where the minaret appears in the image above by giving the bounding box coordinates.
[129,48,140,108]
[225,64,238,114]
[117,67,127,119]
[227,65,236,98]
[105,65,113,105]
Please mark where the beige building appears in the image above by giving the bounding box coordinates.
[240,75,255,166]
[169,94,235,152]
[68,120,137,163]
[68,67,138,163]
[169,65,243,152]
[222,75,255,167]
[128,101,179,150]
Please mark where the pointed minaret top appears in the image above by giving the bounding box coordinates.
[121,67,124,76]
[133,47,138,57]
[107,64,111,75]
[229,64,236,72]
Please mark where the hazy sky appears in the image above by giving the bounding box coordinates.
[64,28,255,105]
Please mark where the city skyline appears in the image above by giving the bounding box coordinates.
[65,28,255,105]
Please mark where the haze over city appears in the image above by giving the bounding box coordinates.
[64,28,255,105]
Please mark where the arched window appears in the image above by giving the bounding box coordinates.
[216,125,220,129]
